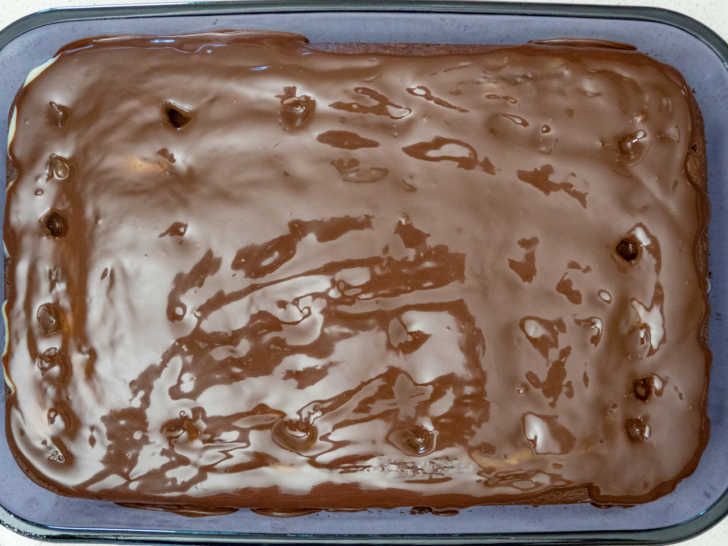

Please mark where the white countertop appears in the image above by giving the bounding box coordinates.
[0,0,725,544]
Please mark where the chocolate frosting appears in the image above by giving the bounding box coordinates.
[3,31,710,510]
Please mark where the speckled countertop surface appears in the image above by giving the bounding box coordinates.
[0,0,725,544]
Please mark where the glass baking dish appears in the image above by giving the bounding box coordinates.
[0,1,726,544]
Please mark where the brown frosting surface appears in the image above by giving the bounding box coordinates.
[3,32,710,510]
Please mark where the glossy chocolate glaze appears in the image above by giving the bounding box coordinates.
[3,31,710,510]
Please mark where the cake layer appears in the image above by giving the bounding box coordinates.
[3,32,709,509]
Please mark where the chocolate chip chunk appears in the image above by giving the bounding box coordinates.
[36,303,61,335]
[48,101,69,128]
[43,211,68,238]
[616,237,640,262]
[626,417,651,442]
[164,103,191,129]
[633,377,653,401]
[387,424,436,456]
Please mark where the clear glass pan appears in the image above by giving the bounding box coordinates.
[0,1,726,543]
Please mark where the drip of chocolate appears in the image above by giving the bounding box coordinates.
[3,31,709,511]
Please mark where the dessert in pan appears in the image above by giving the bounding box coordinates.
[2,31,709,511]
